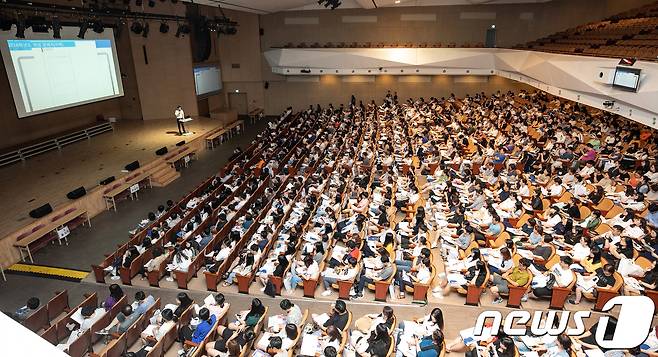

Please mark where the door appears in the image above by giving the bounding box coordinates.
[228,92,248,115]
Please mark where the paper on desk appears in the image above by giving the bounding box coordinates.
[300,334,320,356]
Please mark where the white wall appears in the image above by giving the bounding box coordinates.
[265,48,658,128]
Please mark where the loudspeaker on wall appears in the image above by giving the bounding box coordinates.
[155,147,168,156]
[100,176,116,185]
[125,160,140,171]
[67,186,87,200]
[29,203,53,219]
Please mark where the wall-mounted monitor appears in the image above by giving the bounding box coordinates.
[0,26,124,118]
[193,66,222,97]
[612,66,641,92]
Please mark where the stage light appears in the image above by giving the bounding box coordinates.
[0,18,12,31]
[52,16,62,39]
[92,19,104,33]
[16,15,26,38]
[491,24,496,29]
[148,0,155,7]
[131,21,143,34]
[159,22,169,33]
[28,16,49,33]
[175,23,189,37]
[77,20,89,39]
[142,22,149,38]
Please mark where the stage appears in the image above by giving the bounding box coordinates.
[0,116,230,266]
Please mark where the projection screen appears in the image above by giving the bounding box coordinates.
[0,26,124,118]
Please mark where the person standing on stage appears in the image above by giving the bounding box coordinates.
[175,106,187,135]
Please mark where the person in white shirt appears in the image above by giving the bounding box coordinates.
[57,306,106,350]
[321,257,359,296]
[141,308,176,342]
[279,299,303,326]
[174,105,187,135]
[529,256,574,299]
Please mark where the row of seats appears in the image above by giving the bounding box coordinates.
[517,2,658,60]
[278,41,486,49]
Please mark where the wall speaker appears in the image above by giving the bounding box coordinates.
[100,176,116,185]
[67,186,86,200]
[125,160,140,171]
[29,203,53,219]
[155,147,168,156]
[176,140,185,147]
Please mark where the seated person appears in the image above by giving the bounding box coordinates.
[178,307,216,347]
[397,308,444,356]
[529,256,574,299]
[321,256,360,297]
[57,306,106,350]
[394,257,432,299]
[350,323,391,356]
[300,325,343,356]
[10,297,40,322]
[196,293,230,322]
[206,328,256,357]
[351,306,395,345]
[227,298,266,332]
[438,260,488,297]
[490,258,532,304]
[163,292,194,321]
[570,264,617,305]
[416,330,445,357]
[99,305,140,335]
[284,254,320,292]
[351,255,395,299]
[141,308,176,342]
[278,299,303,326]
[132,291,156,316]
[255,323,298,354]
[312,300,350,331]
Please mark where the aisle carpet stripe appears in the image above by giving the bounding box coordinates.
[6,263,89,282]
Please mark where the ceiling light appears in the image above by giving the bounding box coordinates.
[159,22,169,33]
[395,0,401,3]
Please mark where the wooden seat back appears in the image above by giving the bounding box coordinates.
[67,329,92,357]
[47,290,69,322]
[22,305,49,333]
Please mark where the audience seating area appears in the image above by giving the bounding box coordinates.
[27,287,419,357]
[518,1,658,60]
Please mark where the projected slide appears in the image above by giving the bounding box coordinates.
[194,66,222,96]
[6,39,120,115]
[0,26,124,118]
